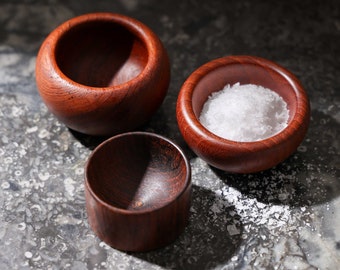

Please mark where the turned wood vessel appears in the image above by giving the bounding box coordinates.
[85,132,191,252]
[36,13,170,136]
[176,55,310,173]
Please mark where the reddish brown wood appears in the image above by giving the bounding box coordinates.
[176,55,310,173]
[85,132,191,252]
[35,13,170,136]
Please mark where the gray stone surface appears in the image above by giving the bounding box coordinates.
[0,0,339,269]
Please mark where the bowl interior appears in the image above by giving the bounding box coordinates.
[55,20,148,87]
[192,63,298,124]
[86,133,189,212]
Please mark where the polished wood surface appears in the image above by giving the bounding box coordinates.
[176,55,310,173]
[85,132,191,252]
[36,13,170,136]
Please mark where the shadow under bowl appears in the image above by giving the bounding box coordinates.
[85,132,191,252]
[176,55,310,173]
[36,13,170,136]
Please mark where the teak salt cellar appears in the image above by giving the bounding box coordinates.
[85,132,191,252]
[176,55,310,173]
[35,13,170,136]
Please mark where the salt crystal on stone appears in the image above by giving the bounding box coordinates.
[227,224,240,236]
[199,83,289,142]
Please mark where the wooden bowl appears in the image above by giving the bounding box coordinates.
[35,13,170,136]
[176,55,310,173]
[85,132,191,252]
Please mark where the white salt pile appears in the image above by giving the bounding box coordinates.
[199,83,289,142]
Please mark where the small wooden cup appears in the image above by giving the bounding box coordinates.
[36,13,170,136]
[85,132,191,252]
[176,55,310,173]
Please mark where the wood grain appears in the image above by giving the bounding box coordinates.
[85,132,191,252]
[36,13,170,136]
[176,55,310,173]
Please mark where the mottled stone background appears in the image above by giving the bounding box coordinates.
[0,0,339,269]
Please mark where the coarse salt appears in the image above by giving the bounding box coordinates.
[199,83,289,142]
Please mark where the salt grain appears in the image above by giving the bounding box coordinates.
[199,83,289,142]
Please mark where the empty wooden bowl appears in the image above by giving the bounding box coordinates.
[35,13,170,136]
[85,132,191,252]
[176,55,310,173]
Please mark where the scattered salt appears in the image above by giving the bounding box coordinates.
[199,83,289,142]
[24,251,33,259]
[227,224,240,236]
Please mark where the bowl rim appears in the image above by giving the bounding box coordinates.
[46,12,160,91]
[177,55,309,150]
[85,131,191,215]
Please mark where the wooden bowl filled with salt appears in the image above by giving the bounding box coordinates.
[176,55,310,173]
